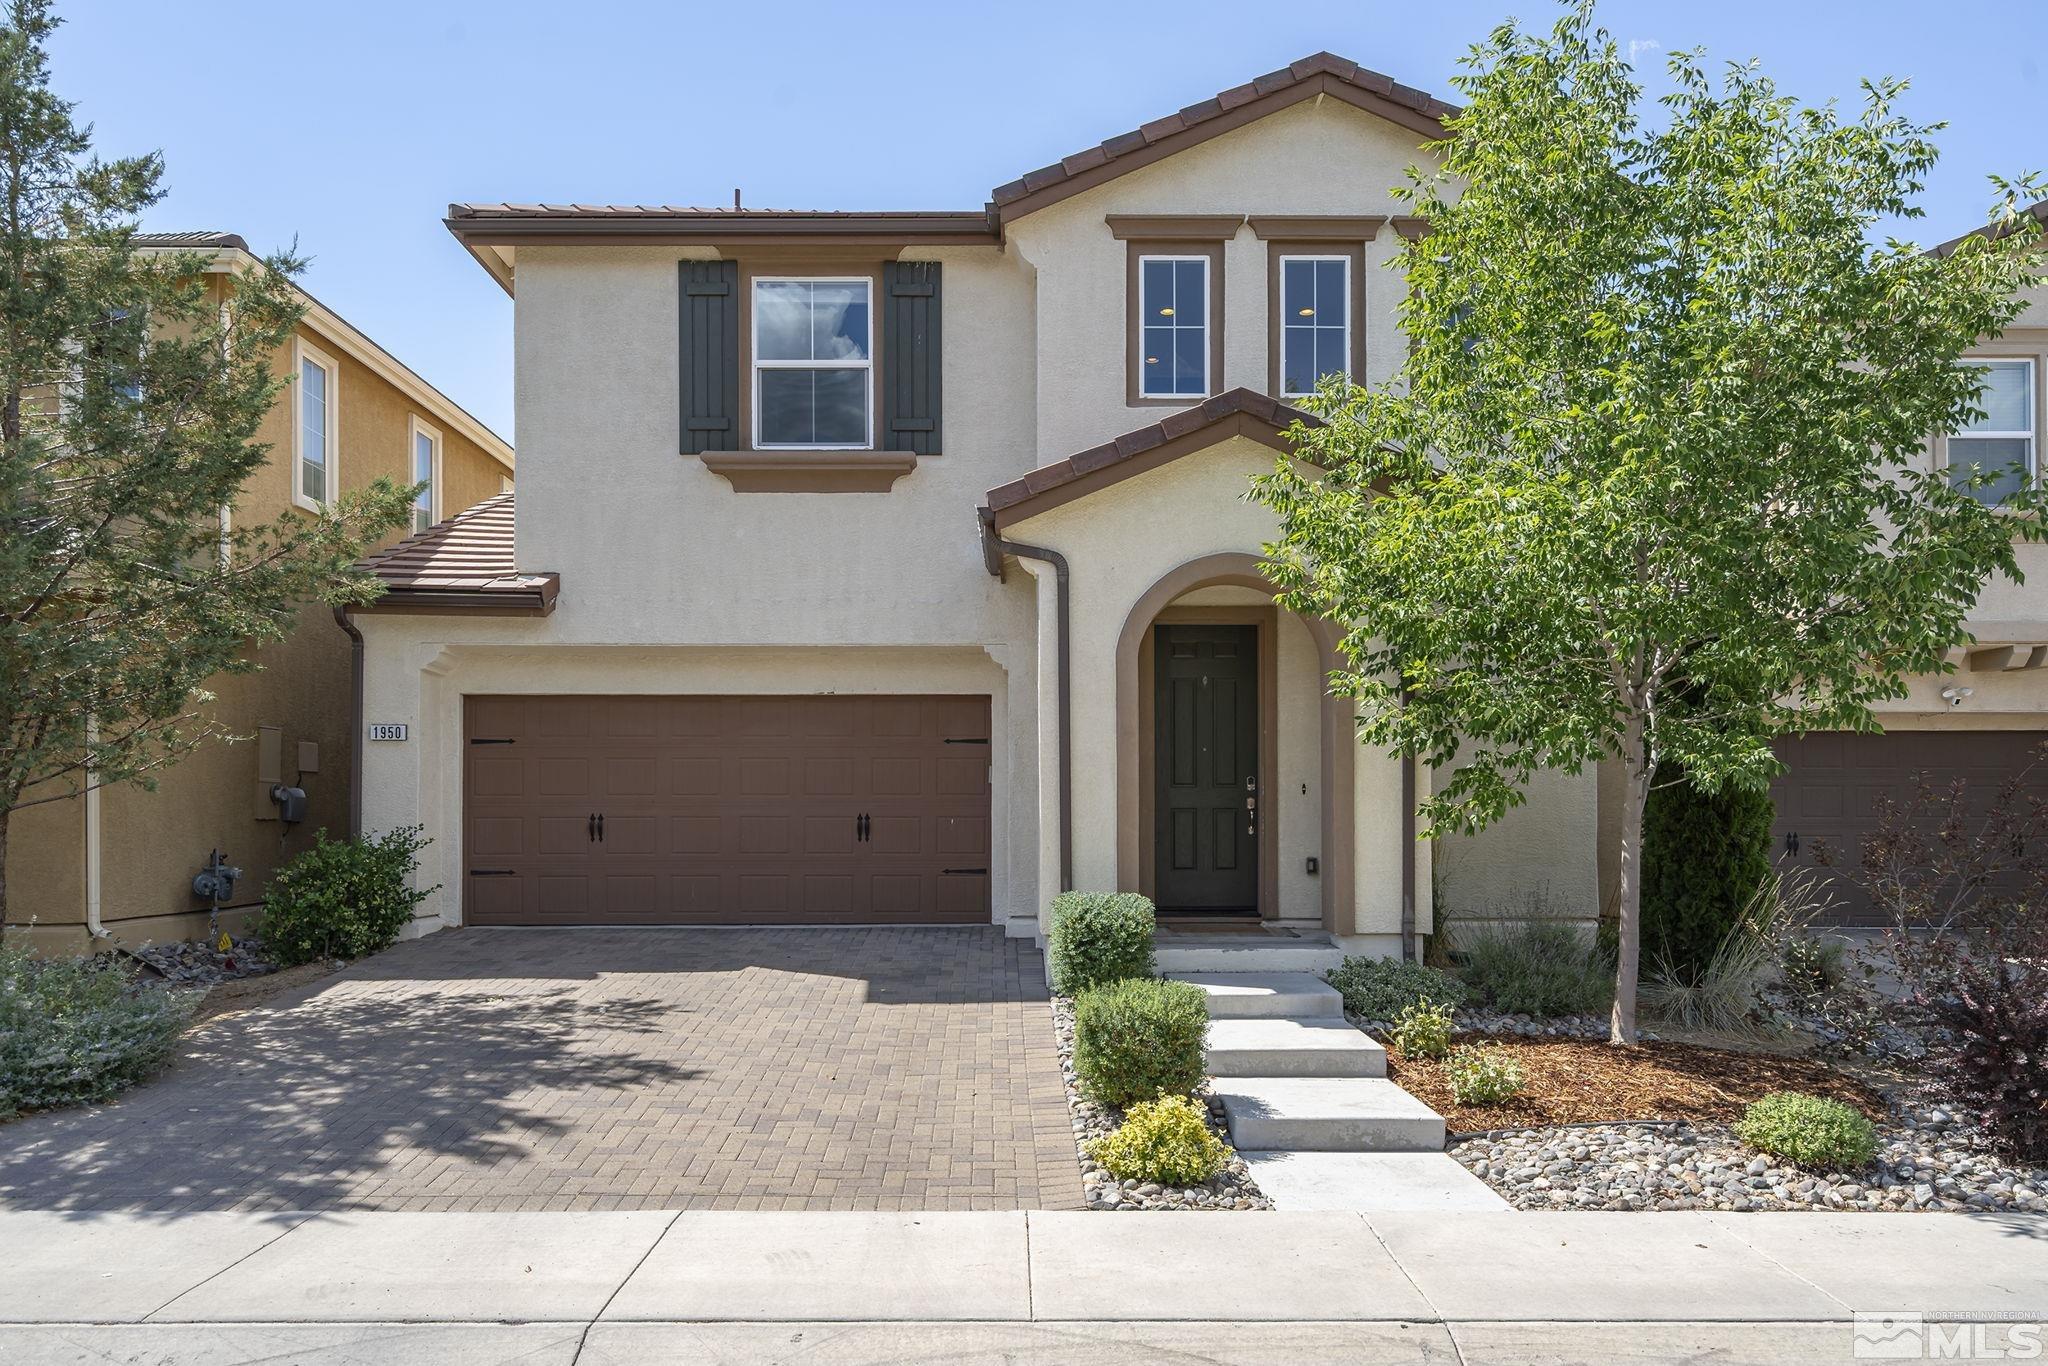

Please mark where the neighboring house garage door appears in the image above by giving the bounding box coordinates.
[1769,730,2048,926]
[463,695,991,925]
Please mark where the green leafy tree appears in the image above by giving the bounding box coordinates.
[1255,3,2045,1042]
[0,0,412,922]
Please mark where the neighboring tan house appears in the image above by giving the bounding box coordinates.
[351,53,2048,951]
[5,232,514,954]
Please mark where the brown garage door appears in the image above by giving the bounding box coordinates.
[463,695,991,926]
[1770,729,2048,926]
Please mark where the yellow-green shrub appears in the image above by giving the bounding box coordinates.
[1390,997,1455,1059]
[1735,1091,1878,1171]
[1445,1044,1525,1105]
[1087,1094,1230,1185]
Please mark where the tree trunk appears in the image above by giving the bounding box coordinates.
[0,806,11,935]
[1611,724,1649,1045]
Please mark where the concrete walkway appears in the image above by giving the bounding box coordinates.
[5,1210,2043,1363]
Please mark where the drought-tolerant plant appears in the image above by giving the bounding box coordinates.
[1458,922,1613,1019]
[1390,997,1456,1059]
[1071,977,1208,1108]
[1046,892,1156,994]
[1642,761,1774,982]
[0,944,194,1118]
[1087,1093,1230,1186]
[257,827,436,967]
[1778,934,1848,999]
[1735,1091,1878,1171]
[1640,872,1814,1036]
[1324,955,1467,1021]
[1445,1044,1525,1105]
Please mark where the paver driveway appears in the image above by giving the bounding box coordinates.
[0,927,1083,1212]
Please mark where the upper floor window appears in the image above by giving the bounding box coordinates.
[1948,358,2036,506]
[1138,255,1211,399]
[1279,255,1351,397]
[294,340,338,510]
[752,277,871,448]
[410,417,442,534]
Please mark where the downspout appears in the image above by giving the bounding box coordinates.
[334,606,364,838]
[1400,686,1416,962]
[979,508,1071,891]
[83,716,106,941]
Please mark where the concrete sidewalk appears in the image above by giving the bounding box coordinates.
[4,1210,2044,1363]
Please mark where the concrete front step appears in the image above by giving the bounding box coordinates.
[1153,941,1348,975]
[1239,1151,1512,1211]
[1205,1018,1386,1078]
[1215,1077,1446,1153]
[1170,972,1343,1019]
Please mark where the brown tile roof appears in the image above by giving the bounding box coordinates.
[984,388,1318,528]
[989,53,1459,220]
[354,494,558,615]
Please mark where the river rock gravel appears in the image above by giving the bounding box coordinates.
[1051,996,1272,1212]
[1448,1102,2048,1213]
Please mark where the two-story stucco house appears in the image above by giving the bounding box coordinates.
[352,54,2048,951]
[5,233,515,955]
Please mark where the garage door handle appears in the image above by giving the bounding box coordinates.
[1785,831,1799,856]
[588,813,596,842]
[596,813,605,843]
[942,868,987,876]
[856,813,869,843]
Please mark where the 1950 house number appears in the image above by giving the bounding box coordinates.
[367,723,409,742]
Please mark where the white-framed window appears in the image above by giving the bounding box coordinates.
[409,416,442,534]
[751,277,872,448]
[292,339,339,510]
[1138,255,1210,398]
[1948,358,2037,506]
[1278,255,1351,397]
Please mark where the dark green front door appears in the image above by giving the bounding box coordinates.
[1153,624,1258,912]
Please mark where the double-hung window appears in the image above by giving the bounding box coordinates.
[294,340,338,510]
[752,277,872,448]
[1138,255,1211,398]
[1278,255,1351,397]
[1948,358,2036,505]
[409,417,441,533]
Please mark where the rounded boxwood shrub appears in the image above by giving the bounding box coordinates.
[0,945,194,1118]
[257,826,436,967]
[1325,956,1468,1020]
[1072,976,1208,1108]
[1735,1091,1879,1171]
[1088,1093,1229,1185]
[1046,891,1155,994]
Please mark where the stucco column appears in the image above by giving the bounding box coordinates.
[1016,555,1065,919]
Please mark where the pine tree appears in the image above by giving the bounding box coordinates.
[0,0,412,923]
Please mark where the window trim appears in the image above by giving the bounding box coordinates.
[1272,251,1359,399]
[748,273,876,451]
[408,414,443,533]
[1945,355,2039,502]
[291,338,339,512]
[1125,239,1225,406]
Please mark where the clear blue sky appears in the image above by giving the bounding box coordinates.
[54,0,2048,441]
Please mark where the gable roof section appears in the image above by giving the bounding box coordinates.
[352,494,557,615]
[1930,196,2048,257]
[984,388,1317,529]
[989,53,1458,224]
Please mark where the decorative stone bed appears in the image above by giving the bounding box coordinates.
[1050,996,1273,1211]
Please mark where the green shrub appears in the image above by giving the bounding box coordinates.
[257,826,436,967]
[1325,956,1467,1020]
[1735,1091,1879,1171]
[1072,977,1208,1107]
[1458,921,1613,1018]
[1087,1093,1230,1185]
[1046,892,1156,994]
[1390,997,1456,1059]
[0,944,194,1118]
[1445,1044,1525,1105]
[1779,934,1847,997]
[1642,763,1774,982]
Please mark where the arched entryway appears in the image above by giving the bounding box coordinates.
[1113,552,1357,934]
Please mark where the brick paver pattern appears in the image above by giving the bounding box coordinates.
[0,927,1084,1213]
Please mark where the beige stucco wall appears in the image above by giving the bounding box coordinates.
[4,296,515,952]
[1005,97,1430,464]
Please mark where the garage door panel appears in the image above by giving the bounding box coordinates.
[465,694,991,926]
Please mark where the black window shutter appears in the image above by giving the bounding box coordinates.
[882,261,941,455]
[678,260,739,454]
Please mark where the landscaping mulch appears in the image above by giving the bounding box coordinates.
[1389,1036,1883,1134]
